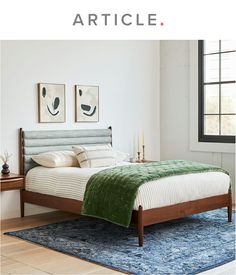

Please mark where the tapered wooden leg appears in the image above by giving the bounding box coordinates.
[20,189,25,217]
[228,189,232,222]
[138,205,144,247]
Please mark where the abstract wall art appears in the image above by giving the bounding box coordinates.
[38,83,65,123]
[75,85,99,122]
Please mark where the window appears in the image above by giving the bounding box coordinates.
[198,40,236,143]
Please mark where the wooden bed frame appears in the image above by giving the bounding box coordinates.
[19,128,232,247]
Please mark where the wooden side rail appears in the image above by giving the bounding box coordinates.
[21,190,231,247]
[22,190,83,215]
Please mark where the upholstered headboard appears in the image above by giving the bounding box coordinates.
[19,127,112,175]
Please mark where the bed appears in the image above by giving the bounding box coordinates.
[19,127,232,246]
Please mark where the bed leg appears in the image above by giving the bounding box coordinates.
[20,190,25,217]
[138,205,144,247]
[228,189,232,222]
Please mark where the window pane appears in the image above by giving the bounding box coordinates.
[204,85,219,114]
[204,40,219,54]
[221,115,236,135]
[221,40,236,52]
[221,83,236,114]
[204,54,219,82]
[221,52,236,81]
[204,115,219,135]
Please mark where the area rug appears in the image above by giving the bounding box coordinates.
[5,209,235,275]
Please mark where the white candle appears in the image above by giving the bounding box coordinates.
[133,136,136,159]
[142,130,144,146]
[138,135,140,152]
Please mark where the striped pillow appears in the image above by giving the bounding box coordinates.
[73,144,116,168]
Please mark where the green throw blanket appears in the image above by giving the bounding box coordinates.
[82,160,229,227]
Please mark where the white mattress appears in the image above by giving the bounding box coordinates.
[26,162,230,210]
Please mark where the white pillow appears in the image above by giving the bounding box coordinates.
[115,150,130,163]
[32,151,79,168]
[73,144,116,168]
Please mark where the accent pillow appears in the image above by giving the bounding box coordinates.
[73,144,116,168]
[32,151,79,168]
[115,150,130,163]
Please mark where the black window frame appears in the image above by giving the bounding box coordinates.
[198,40,236,143]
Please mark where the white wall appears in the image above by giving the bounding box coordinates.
[0,40,160,219]
[160,40,235,200]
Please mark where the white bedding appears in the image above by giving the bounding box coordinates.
[26,162,230,210]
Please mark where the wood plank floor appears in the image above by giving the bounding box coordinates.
[1,211,235,275]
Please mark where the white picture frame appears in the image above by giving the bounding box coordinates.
[75,85,99,122]
[38,83,66,123]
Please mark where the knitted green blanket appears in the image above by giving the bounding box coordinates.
[82,160,229,227]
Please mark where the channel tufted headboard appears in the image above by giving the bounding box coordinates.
[19,127,112,175]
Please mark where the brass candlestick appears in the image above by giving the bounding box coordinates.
[142,145,145,162]
[137,151,141,162]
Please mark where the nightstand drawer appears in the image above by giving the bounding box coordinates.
[1,178,24,191]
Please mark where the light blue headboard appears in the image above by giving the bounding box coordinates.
[19,127,112,175]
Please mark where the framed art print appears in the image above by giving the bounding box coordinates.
[75,85,99,122]
[38,83,65,123]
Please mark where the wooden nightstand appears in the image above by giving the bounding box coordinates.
[0,173,25,192]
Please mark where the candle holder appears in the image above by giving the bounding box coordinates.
[142,144,145,162]
[137,151,141,163]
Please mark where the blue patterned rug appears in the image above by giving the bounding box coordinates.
[5,209,235,275]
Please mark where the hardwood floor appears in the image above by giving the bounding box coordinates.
[1,211,122,275]
[1,211,235,275]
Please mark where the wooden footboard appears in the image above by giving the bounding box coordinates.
[21,189,232,247]
[133,191,232,246]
